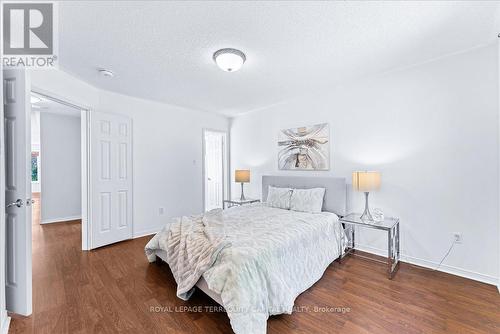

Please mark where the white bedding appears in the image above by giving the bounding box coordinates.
[145,203,344,334]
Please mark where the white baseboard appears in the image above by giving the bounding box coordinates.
[1,315,10,334]
[133,227,161,239]
[41,215,82,224]
[354,243,498,286]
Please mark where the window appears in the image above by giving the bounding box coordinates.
[31,151,40,182]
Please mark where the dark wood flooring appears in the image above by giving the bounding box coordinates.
[9,198,500,333]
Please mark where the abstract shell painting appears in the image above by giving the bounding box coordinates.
[278,123,330,170]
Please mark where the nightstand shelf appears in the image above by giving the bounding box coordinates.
[339,213,400,279]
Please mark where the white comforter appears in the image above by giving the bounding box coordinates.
[145,203,344,334]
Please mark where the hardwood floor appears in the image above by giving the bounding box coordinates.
[9,200,500,333]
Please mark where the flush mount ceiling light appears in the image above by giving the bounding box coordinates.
[213,48,246,72]
[98,68,114,78]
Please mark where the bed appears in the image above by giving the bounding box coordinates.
[145,175,347,334]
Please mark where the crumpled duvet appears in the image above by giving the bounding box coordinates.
[145,203,344,334]
[145,209,230,300]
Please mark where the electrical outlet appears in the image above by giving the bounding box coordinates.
[159,207,165,215]
[453,232,462,244]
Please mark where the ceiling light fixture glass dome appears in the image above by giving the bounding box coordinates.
[213,48,246,72]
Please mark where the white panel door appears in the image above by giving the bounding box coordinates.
[90,111,132,248]
[204,131,226,211]
[3,69,32,316]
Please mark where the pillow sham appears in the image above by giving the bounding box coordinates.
[266,186,293,210]
[290,188,325,213]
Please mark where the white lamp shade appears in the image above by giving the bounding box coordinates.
[352,171,381,192]
[235,170,250,183]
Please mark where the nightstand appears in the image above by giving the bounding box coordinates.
[223,199,260,209]
[339,213,400,279]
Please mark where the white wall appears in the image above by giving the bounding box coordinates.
[230,44,499,285]
[30,69,229,237]
[40,113,82,223]
[98,90,229,236]
[30,111,40,145]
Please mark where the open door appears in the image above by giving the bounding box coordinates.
[3,69,32,316]
[203,130,227,211]
[90,111,133,249]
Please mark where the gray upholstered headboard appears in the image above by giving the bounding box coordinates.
[262,175,347,216]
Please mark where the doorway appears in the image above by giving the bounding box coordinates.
[3,80,91,317]
[203,130,228,211]
[2,70,134,319]
[30,92,82,227]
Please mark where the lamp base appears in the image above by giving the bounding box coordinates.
[360,210,373,221]
[360,192,373,221]
[240,183,246,201]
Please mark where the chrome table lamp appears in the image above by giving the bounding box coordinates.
[352,171,381,221]
[235,170,250,201]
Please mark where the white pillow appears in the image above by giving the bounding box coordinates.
[290,188,325,213]
[266,186,293,210]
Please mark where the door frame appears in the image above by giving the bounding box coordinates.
[202,128,229,212]
[30,87,92,251]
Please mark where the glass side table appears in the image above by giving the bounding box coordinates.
[223,198,260,209]
[339,213,400,279]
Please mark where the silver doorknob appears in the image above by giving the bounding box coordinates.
[7,199,23,208]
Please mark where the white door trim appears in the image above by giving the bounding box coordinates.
[497,36,500,293]
[30,88,92,250]
[202,128,229,212]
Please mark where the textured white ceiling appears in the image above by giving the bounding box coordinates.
[58,1,500,116]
